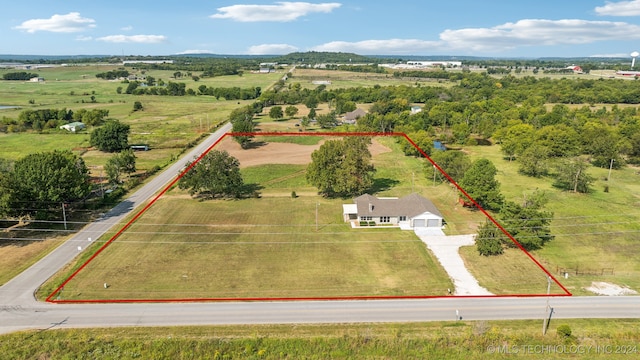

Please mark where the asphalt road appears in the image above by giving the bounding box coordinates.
[1,122,639,335]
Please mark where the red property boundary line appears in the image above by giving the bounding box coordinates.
[47,131,571,304]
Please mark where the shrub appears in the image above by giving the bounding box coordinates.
[557,324,572,338]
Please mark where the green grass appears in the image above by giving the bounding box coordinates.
[242,164,310,193]
[461,144,640,295]
[258,135,324,145]
[45,195,453,300]
[2,319,640,359]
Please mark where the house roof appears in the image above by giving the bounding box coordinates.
[353,193,442,218]
[344,108,366,121]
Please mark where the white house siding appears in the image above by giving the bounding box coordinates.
[411,211,442,228]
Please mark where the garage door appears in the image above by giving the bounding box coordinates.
[413,219,426,227]
[427,219,440,227]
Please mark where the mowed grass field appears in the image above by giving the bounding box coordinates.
[48,195,453,300]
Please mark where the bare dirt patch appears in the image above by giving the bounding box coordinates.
[585,281,638,296]
[215,136,391,168]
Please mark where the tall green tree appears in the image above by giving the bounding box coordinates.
[316,112,338,129]
[285,105,299,118]
[105,149,137,185]
[268,106,284,120]
[459,158,503,211]
[476,220,504,256]
[428,150,471,183]
[518,144,550,177]
[90,120,130,152]
[230,106,255,148]
[498,194,554,251]
[306,137,375,197]
[553,157,594,193]
[178,150,244,198]
[4,150,91,217]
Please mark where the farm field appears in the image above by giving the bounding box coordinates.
[0,66,285,286]
[39,133,566,301]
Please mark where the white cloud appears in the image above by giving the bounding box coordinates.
[595,0,640,16]
[121,25,133,31]
[210,2,341,22]
[311,39,443,55]
[176,49,214,54]
[439,19,640,52]
[97,35,167,44]
[14,12,96,33]
[75,35,93,41]
[247,43,299,54]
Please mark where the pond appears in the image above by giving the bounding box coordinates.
[0,105,20,110]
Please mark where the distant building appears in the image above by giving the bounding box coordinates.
[343,108,366,124]
[122,60,173,65]
[60,122,86,133]
[29,77,45,82]
[410,105,422,114]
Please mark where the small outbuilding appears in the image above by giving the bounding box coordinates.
[59,122,86,133]
[343,193,444,229]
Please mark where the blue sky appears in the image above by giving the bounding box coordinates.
[4,0,640,57]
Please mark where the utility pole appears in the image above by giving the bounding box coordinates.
[61,202,67,230]
[542,276,551,335]
[433,165,437,186]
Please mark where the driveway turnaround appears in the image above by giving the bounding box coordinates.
[414,229,492,295]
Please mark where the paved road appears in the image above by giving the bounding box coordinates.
[1,296,640,335]
[1,122,640,335]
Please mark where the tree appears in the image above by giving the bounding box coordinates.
[306,137,375,197]
[90,120,130,152]
[268,106,284,120]
[4,150,91,217]
[553,157,593,193]
[300,116,311,130]
[285,105,299,118]
[230,106,255,148]
[316,112,338,128]
[428,150,471,183]
[498,192,554,251]
[459,158,504,211]
[105,149,136,185]
[500,123,535,161]
[133,101,143,112]
[178,150,244,198]
[518,144,550,177]
[476,220,504,256]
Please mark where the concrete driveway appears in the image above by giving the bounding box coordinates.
[414,228,493,296]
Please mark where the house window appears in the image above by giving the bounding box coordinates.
[399,216,407,221]
[380,216,390,223]
[361,216,372,221]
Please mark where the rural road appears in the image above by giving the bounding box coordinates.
[1,122,640,335]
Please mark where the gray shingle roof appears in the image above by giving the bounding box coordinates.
[354,193,442,218]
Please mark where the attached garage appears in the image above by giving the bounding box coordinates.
[413,219,426,227]
[427,219,440,227]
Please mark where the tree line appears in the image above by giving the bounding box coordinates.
[1,108,110,133]
[2,72,39,80]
